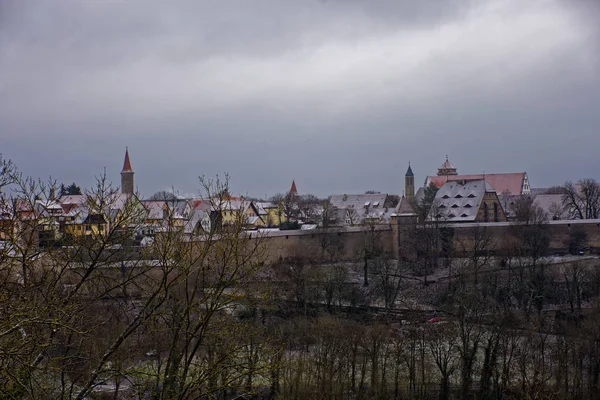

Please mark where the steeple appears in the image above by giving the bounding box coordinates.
[404,162,415,202]
[405,163,414,177]
[122,147,133,172]
[289,180,298,195]
[121,147,134,195]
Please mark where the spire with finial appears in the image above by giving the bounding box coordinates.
[121,147,135,195]
[122,146,133,172]
[405,161,414,177]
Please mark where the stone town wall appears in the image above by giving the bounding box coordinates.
[256,219,600,263]
[445,219,600,255]
[254,226,394,264]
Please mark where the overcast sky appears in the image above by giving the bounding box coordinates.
[1,0,599,198]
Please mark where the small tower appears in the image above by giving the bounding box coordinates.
[404,163,415,202]
[437,155,458,176]
[121,148,134,195]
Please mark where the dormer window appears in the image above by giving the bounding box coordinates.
[439,204,446,209]
[455,194,463,199]
[448,214,455,218]
[451,204,459,208]
[464,204,472,208]
[461,213,468,218]
[468,194,475,198]
[442,195,450,199]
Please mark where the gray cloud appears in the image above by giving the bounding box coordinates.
[1,0,599,198]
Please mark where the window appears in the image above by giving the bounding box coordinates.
[439,204,446,208]
[442,194,450,199]
[461,213,468,217]
[451,204,459,208]
[494,202,499,222]
[455,194,463,199]
[448,214,455,218]
[468,194,475,198]
[484,203,489,222]
[464,204,472,208]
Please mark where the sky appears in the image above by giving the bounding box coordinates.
[1,0,599,199]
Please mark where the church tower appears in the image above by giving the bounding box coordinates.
[404,163,415,202]
[121,148,134,195]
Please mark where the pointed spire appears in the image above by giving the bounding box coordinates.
[289,180,298,194]
[122,147,133,172]
[405,162,414,177]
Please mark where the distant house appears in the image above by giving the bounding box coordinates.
[187,199,212,234]
[328,193,395,226]
[210,197,264,230]
[430,179,507,223]
[254,201,286,227]
[141,199,191,236]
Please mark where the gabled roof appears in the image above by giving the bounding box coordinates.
[329,193,388,210]
[60,195,86,206]
[426,173,527,196]
[431,179,494,222]
[328,193,394,225]
[395,196,416,215]
[143,201,166,220]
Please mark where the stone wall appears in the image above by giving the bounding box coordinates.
[252,219,600,263]
[253,226,394,264]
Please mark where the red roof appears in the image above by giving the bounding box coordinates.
[427,173,526,195]
[290,180,298,194]
[122,149,133,172]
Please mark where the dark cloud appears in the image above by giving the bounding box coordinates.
[1,0,599,198]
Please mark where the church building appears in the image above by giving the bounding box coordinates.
[423,156,530,196]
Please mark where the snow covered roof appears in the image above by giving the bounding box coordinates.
[431,179,494,222]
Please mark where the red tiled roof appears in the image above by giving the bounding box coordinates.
[122,149,133,172]
[427,173,526,196]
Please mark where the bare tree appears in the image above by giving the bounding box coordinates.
[371,256,403,310]
[427,324,458,400]
[457,226,495,285]
[270,191,299,222]
[297,194,321,223]
[563,179,600,220]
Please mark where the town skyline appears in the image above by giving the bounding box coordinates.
[0,148,592,200]
[2,0,600,197]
